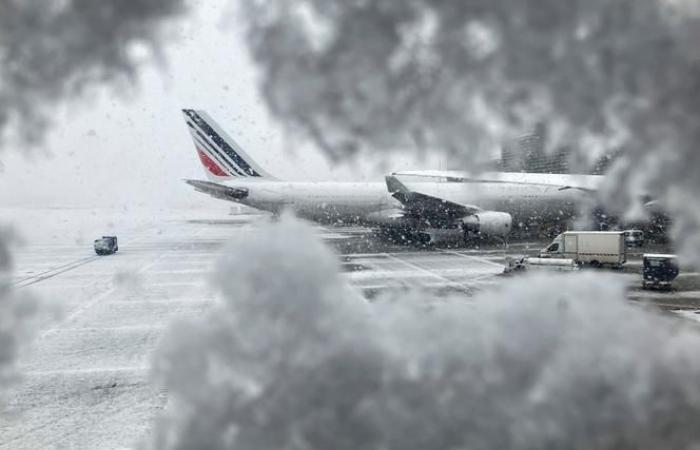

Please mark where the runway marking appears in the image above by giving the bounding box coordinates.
[13,231,170,289]
[40,325,167,334]
[156,253,221,259]
[381,253,474,293]
[14,256,101,288]
[37,252,175,339]
[437,249,506,269]
[24,366,148,376]
[144,269,209,275]
[39,289,116,339]
[144,281,208,288]
[347,269,484,282]
[357,278,498,291]
[105,297,216,304]
[25,282,99,290]
[33,224,214,341]
[23,269,210,278]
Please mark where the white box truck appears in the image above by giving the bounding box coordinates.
[539,231,626,267]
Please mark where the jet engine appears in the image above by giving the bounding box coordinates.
[462,211,513,237]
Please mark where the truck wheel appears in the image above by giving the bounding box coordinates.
[590,260,601,268]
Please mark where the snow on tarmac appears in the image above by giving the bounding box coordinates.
[0,207,240,448]
[0,207,507,448]
[3,207,696,448]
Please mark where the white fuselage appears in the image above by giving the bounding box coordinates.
[222,172,603,227]
[232,181,391,221]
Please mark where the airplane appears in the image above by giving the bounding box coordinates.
[182,109,606,244]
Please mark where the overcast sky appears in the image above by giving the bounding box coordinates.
[0,0,431,210]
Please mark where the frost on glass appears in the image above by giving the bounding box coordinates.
[0,0,188,397]
[241,0,700,261]
[151,217,700,450]
[0,0,188,148]
[0,228,37,394]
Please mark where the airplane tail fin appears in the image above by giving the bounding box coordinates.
[182,109,277,181]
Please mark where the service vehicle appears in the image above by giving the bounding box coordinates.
[526,257,579,271]
[94,236,118,255]
[642,254,679,289]
[539,231,626,267]
[503,256,579,273]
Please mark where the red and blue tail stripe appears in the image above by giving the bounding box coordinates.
[182,109,275,180]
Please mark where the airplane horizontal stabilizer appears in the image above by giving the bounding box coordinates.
[185,179,249,201]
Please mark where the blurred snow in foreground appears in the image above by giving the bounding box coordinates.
[0,0,187,148]
[242,0,700,265]
[151,217,700,449]
[0,228,37,394]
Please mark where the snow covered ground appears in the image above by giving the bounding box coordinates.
[0,207,507,448]
[0,207,697,448]
[1,207,235,448]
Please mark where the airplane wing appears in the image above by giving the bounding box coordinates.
[185,179,249,201]
[385,175,481,218]
[393,170,601,192]
[384,175,514,236]
[555,185,596,193]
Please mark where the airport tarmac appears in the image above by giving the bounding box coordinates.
[0,207,698,448]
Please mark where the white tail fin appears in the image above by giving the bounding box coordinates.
[182,109,276,180]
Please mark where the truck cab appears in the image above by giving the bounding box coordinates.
[624,229,645,248]
[642,254,678,289]
[542,235,564,256]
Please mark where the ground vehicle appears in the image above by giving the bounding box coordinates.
[503,256,579,274]
[94,236,118,255]
[539,231,626,267]
[624,229,644,247]
[642,254,678,289]
[526,257,579,271]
